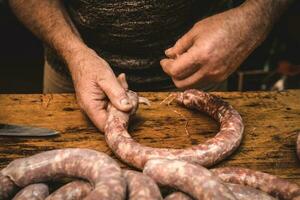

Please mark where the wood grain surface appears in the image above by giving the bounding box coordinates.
[0,90,299,184]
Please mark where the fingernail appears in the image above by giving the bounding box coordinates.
[120,98,130,106]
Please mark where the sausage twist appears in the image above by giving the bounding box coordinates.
[12,184,49,200]
[212,167,300,200]
[0,148,126,200]
[105,89,244,169]
[45,181,92,200]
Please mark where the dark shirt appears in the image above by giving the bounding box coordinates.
[46,0,236,91]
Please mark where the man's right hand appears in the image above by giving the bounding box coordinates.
[9,0,133,132]
[67,48,133,132]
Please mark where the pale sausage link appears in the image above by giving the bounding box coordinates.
[123,170,163,200]
[45,180,92,200]
[0,148,126,200]
[211,167,300,200]
[143,158,237,200]
[164,192,193,200]
[0,173,18,200]
[163,184,276,200]
[12,183,49,200]
[105,89,244,169]
[226,183,276,200]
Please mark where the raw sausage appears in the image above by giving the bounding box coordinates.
[211,167,300,200]
[105,89,244,169]
[164,184,276,200]
[226,183,276,200]
[12,183,49,200]
[45,180,92,200]
[0,172,18,200]
[143,158,237,200]
[123,170,162,200]
[161,184,276,200]
[164,192,193,200]
[0,148,126,200]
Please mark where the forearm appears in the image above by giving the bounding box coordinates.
[243,0,292,25]
[9,0,88,67]
[232,0,291,46]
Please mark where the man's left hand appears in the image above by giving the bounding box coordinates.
[161,3,270,89]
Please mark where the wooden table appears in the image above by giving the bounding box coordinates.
[0,90,300,184]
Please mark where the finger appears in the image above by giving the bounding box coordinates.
[160,58,174,75]
[98,72,133,112]
[165,29,196,58]
[117,73,129,90]
[161,46,202,80]
[172,67,208,89]
[83,101,108,132]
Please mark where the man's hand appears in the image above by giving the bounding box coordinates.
[161,1,281,89]
[9,0,134,132]
[68,48,132,131]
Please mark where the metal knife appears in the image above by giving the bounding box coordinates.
[0,123,59,137]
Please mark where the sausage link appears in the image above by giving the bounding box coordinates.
[1,148,126,200]
[45,180,92,200]
[164,192,193,200]
[226,183,276,200]
[123,170,163,200]
[105,89,244,169]
[0,172,18,200]
[12,183,49,200]
[143,158,237,200]
[211,167,300,200]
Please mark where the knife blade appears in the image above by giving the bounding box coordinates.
[0,123,59,137]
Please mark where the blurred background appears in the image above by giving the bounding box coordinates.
[0,1,299,93]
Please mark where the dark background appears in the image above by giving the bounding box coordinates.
[0,1,299,93]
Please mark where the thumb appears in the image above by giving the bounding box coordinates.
[98,73,132,112]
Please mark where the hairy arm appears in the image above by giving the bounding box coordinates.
[161,0,292,89]
[9,0,133,131]
[241,0,292,38]
[9,0,84,65]
[248,0,292,21]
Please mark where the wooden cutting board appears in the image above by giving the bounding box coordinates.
[0,90,299,184]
